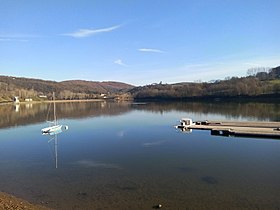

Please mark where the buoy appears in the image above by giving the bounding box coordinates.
[158,204,162,208]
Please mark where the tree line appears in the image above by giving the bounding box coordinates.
[1,66,279,102]
[129,66,280,100]
[0,76,134,102]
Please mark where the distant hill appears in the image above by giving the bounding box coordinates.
[1,65,280,103]
[59,80,134,94]
[129,66,280,100]
[0,76,134,102]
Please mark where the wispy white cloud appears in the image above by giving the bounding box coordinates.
[0,33,39,42]
[63,24,121,38]
[114,59,127,66]
[0,34,39,38]
[138,48,165,53]
[0,38,28,42]
[147,56,280,84]
[243,62,260,66]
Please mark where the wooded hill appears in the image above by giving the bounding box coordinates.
[129,66,280,100]
[1,66,279,102]
[0,76,134,102]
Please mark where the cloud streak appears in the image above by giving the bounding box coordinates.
[0,38,28,42]
[138,48,165,53]
[0,33,39,42]
[114,59,127,66]
[63,24,121,38]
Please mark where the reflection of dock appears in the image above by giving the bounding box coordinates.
[177,119,280,139]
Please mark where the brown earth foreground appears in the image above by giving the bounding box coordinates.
[0,192,51,210]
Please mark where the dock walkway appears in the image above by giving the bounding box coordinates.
[177,119,280,139]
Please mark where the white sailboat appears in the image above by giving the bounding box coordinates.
[41,92,68,135]
[41,92,68,168]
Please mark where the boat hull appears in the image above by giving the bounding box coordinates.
[41,125,68,135]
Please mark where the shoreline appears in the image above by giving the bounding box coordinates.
[42,99,106,103]
[0,99,106,105]
[0,191,51,210]
[2,96,280,105]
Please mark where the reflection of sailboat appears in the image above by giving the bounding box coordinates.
[48,133,59,168]
[41,92,68,135]
[41,92,68,168]
[14,104,20,112]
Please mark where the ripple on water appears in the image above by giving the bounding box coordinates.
[201,176,218,185]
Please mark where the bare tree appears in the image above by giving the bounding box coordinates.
[247,67,271,76]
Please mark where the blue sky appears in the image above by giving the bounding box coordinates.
[0,0,279,85]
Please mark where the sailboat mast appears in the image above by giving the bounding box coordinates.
[54,92,58,168]
[53,92,57,125]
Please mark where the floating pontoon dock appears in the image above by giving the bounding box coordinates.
[176,118,280,139]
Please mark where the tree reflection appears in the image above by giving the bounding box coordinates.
[1,101,280,129]
[136,102,280,121]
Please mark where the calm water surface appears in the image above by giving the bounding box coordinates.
[0,101,280,209]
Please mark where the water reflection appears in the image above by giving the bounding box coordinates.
[46,133,59,169]
[1,101,280,130]
[0,101,132,129]
[42,125,68,169]
[0,101,280,209]
[176,127,193,133]
[73,160,122,169]
[135,102,280,121]
[14,104,20,112]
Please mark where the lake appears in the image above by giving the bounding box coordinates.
[0,101,280,209]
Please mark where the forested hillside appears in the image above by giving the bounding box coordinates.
[1,66,279,103]
[129,66,280,100]
[0,76,134,102]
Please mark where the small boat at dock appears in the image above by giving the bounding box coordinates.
[176,118,280,139]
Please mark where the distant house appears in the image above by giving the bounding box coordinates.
[13,96,20,104]
[25,98,33,102]
[100,94,107,99]
[39,95,47,98]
